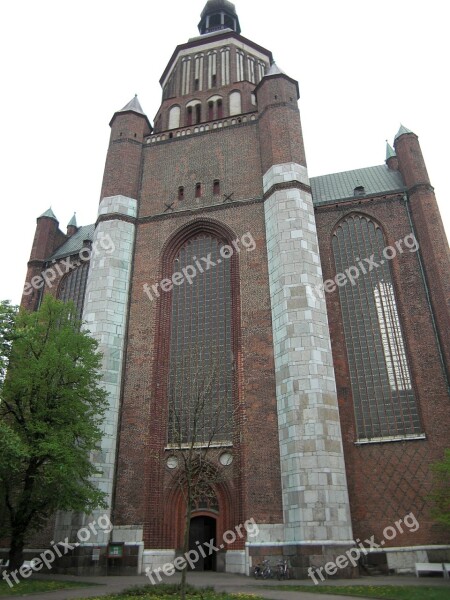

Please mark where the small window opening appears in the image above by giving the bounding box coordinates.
[178,186,184,201]
[213,180,220,195]
[196,103,202,124]
[208,101,214,121]
[212,74,217,87]
[354,186,365,196]
[195,78,200,91]
[195,183,202,198]
[186,106,193,126]
[217,99,223,119]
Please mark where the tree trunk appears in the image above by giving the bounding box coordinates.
[8,533,25,573]
[180,501,192,600]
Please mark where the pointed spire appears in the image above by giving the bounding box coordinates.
[118,94,145,116]
[39,207,58,221]
[394,124,414,140]
[386,141,396,160]
[266,62,286,76]
[67,213,77,228]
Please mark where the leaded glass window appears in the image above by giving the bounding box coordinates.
[167,234,233,444]
[57,260,89,320]
[332,214,421,440]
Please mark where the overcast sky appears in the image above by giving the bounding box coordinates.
[1,0,448,305]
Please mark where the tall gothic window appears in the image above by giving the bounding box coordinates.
[57,260,89,320]
[221,47,230,85]
[332,214,421,440]
[167,233,234,444]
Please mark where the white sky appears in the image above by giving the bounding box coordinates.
[1,0,448,305]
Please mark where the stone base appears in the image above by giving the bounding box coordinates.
[248,543,358,580]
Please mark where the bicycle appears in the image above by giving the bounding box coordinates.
[276,558,289,580]
[253,559,273,579]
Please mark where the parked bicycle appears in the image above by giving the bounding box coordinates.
[253,559,274,579]
[276,558,289,580]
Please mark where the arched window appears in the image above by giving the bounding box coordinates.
[168,105,181,130]
[221,47,230,86]
[186,100,202,126]
[167,233,234,444]
[194,54,204,92]
[57,260,89,320]
[229,91,242,116]
[186,106,193,126]
[236,50,245,82]
[208,51,217,89]
[247,56,256,84]
[178,186,184,201]
[332,214,421,440]
[213,180,220,195]
[206,95,223,121]
[195,183,202,198]
[181,57,192,96]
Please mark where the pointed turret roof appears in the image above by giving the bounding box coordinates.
[39,207,58,221]
[394,124,414,140]
[266,62,286,76]
[386,142,396,160]
[67,213,77,228]
[118,94,145,116]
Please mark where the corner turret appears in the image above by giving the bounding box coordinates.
[100,96,152,201]
[22,208,67,311]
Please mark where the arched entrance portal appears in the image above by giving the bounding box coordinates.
[189,516,217,571]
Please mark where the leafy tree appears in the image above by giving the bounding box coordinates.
[0,300,18,385]
[430,449,450,528]
[0,295,108,571]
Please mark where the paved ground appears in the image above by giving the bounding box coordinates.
[1,571,450,600]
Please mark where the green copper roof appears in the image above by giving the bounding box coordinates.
[386,142,396,160]
[310,165,405,205]
[49,224,95,261]
[394,124,413,140]
[67,213,78,228]
[39,207,58,221]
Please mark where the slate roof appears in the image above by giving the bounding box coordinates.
[310,165,405,205]
[118,95,145,116]
[49,224,95,261]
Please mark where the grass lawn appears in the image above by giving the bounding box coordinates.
[0,578,99,596]
[72,584,265,600]
[264,583,450,600]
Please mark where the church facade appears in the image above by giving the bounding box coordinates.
[18,0,450,578]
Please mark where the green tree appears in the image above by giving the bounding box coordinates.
[430,449,450,528]
[0,300,18,385]
[0,295,108,571]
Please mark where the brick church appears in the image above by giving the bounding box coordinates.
[19,0,449,578]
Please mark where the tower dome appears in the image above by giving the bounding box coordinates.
[198,0,241,35]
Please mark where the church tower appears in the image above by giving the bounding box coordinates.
[88,0,354,577]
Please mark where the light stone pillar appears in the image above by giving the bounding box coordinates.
[263,163,353,546]
[54,195,137,545]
